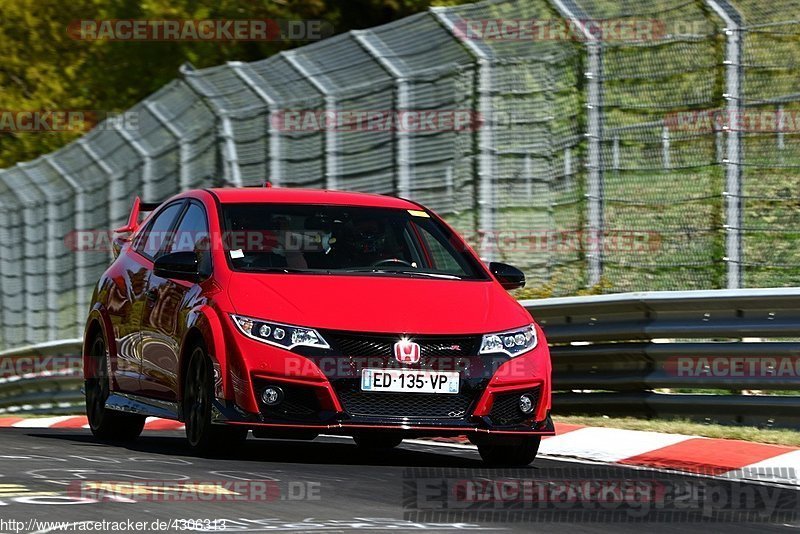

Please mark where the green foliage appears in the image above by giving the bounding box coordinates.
[512,275,612,300]
[0,0,472,168]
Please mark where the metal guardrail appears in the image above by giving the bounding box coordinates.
[0,339,83,415]
[1,289,799,426]
[523,288,800,427]
[3,1,800,352]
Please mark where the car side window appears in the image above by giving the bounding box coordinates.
[168,203,210,255]
[413,222,468,275]
[168,202,213,277]
[134,202,184,260]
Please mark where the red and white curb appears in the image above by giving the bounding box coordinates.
[1,416,797,486]
[538,424,799,486]
[0,415,184,431]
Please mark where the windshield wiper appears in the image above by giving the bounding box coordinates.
[243,267,315,274]
[342,268,462,280]
[393,270,462,280]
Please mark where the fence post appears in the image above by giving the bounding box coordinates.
[144,101,191,192]
[17,164,58,342]
[116,126,155,201]
[352,30,411,199]
[430,7,496,262]
[662,125,671,169]
[229,62,284,186]
[78,138,123,264]
[180,64,243,188]
[706,0,744,289]
[564,147,572,177]
[283,51,339,191]
[43,156,85,338]
[550,0,605,287]
[0,192,7,349]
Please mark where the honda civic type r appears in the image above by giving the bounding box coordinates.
[83,187,554,466]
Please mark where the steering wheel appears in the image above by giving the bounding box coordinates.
[371,258,415,268]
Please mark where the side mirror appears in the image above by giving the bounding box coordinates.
[154,251,200,282]
[489,262,525,290]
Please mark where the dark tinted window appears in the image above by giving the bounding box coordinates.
[220,203,487,280]
[168,202,212,275]
[135,202,183,259]
[168,203,209,254]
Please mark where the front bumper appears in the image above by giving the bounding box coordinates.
[212,397,555,437]
[218,323,554,437]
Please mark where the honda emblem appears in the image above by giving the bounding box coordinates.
[394,340,421,364]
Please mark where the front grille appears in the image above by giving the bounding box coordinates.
[325,332,479,358]
[489,387,540,426]
[324,332,480,371]
[336,381,473,419]
[315,331,489,420]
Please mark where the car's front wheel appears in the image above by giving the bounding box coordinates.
[85,333,146,441]
[183,343,247,455]
[477,435,541,466]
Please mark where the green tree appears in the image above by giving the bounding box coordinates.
[0,0,472,168]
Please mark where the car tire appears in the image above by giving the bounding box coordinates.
[183,343,247,455]
[85,334,146,441]
[477,435,541,466]
[353,433,403,449]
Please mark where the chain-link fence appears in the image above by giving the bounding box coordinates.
[0,0,798,351]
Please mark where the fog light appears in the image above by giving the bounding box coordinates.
[261,386,284,406]
[519,394,534,414]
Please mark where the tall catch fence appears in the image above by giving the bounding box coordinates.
[0,0,798,350]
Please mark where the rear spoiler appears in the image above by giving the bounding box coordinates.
[113,197,161,234]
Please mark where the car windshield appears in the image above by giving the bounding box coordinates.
[220,203,487,280]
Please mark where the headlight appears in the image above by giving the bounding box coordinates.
[230,314,330,350]
[479,324,537,357]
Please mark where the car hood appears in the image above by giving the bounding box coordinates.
[226,273,532,335]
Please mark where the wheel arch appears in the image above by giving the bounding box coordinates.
[82,305,115,381]
[178,305,230,403]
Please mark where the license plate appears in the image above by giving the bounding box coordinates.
[360,369,460,394]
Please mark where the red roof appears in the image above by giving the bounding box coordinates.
[204,187,419,209]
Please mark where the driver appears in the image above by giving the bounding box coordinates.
[342,216,406,268]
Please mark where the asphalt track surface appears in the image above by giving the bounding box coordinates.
[0,428,795,533]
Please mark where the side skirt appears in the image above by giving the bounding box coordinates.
[105,392,180,420]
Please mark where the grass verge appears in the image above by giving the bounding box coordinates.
[555,415,800,448]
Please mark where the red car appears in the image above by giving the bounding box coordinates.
[83,187,554,465]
